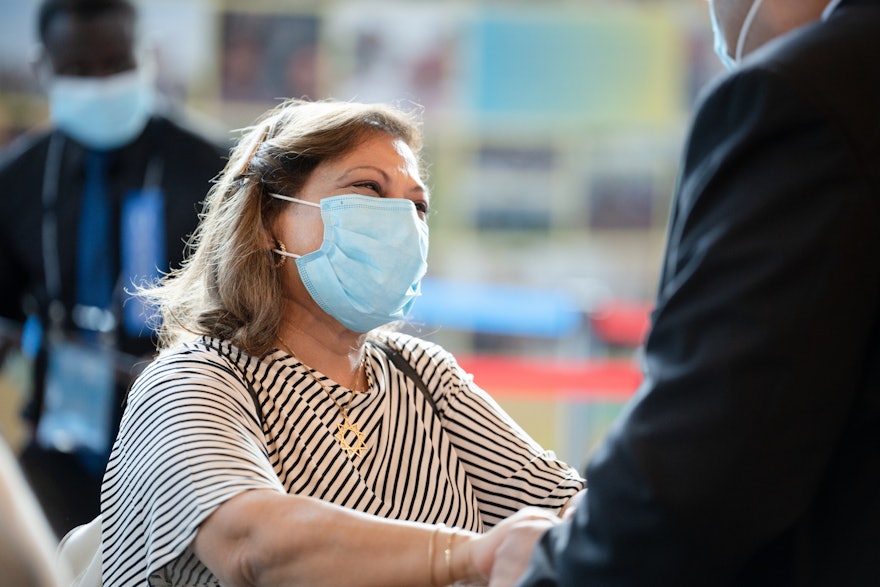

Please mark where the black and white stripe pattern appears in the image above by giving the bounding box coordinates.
[101,332,584,586]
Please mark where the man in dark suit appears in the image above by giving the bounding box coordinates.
[0,0,227,536]
[485,0,880,584]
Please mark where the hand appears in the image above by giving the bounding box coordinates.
[464,507,559,586]
[560,488,586,522]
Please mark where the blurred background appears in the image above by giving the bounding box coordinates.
[0,0,723,471]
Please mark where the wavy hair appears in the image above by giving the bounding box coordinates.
[139,98,425,356]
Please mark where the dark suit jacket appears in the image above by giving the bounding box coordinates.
[0,113,228,422]
[520,1,880,584]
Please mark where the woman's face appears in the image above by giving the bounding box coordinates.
[271,131,429,299]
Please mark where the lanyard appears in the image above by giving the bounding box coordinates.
[40,132,164,335]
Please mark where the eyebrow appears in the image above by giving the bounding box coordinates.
[338,165,387,181]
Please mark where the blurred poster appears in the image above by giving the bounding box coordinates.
[325,1,463,110]
[587,173,656,230]
[221,11,319,102]
[462,6,682,126]
[466,144,557,231]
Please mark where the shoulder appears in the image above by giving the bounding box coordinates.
[371,330,473,391]
[143,115,227,205]
[152,109,231,155]
[143,114,229,180]
[757,0,878,74]
[0,131,56,224]
[144,337,253,378]
[703,10,877,150]
[129,338,255,411]
[0,129,52,177]
[683,10,880,204]
[373,331,455,367]
[767,10,878,159]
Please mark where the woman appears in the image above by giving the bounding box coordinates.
[101,98,584,586]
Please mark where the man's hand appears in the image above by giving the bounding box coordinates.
[464,507,560,587]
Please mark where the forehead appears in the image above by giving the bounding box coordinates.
[43,9,135,67]
[303,131,428,194]
[334,132,420,170]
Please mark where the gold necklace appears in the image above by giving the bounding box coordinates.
[278,336,369,459]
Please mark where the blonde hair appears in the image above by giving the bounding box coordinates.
[139,98,425,356]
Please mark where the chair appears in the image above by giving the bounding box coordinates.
[57,515,102,587]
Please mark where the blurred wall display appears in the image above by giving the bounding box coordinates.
[221,10,319,103]
[468,144,558,231]
[587,172,656,229]
[460,4,683,127]
[0,0,50,142]
[138,0,215,103]
[324,1,463,110]
[0,1,40,94]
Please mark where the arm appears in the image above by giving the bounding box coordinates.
[515,64,880,584]
[193,489,452,587]
[423,343,584,522]
[194,489,564,587]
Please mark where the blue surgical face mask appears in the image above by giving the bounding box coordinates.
[710,0,765,71]
[271,193,429,332]
[48,68,154,150]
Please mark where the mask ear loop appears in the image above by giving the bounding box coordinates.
[735,0,765,61]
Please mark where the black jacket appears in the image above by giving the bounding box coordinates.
[520,0,880,584]
[0,113,227,423]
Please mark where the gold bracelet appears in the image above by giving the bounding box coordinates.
[428,523,445,587]
[444,528,457,585]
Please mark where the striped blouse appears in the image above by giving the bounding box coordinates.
[101,332,584,586]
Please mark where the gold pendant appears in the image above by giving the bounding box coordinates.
[335,418,369,458]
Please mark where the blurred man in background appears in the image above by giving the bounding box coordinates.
[0,0,227,536]
[489,0,880,584]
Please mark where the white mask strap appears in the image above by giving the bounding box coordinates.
[269,192,321,208]
[735,0,765,61]
[273,247,301,259]
[273,239,301,260]
[270,194,318,261]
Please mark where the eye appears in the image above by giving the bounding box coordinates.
[414,200,430,216]
[353,181,381,194]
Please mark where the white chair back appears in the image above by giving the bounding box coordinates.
[57,516,102,587]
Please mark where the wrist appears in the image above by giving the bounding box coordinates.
[450,530,479,584]
[429,527,478,586]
